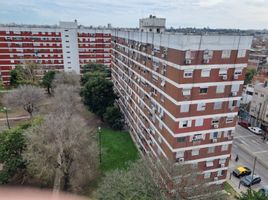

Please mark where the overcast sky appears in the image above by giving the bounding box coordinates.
[0,0,267,29]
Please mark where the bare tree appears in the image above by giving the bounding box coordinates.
[50,85,81,116]
[3,85,44,117]
[23,113,98,193]
[96,159,166,200]
[52,71,80,89]
[96,157,226,200]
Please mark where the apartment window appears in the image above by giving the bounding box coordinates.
[226,116,234,123]
[222,50,231,58]
[208,146,215,153]
[217,170,223,177]
[160,93,165,102]
[180,104,190,113]
[201,69,210,77]
[204,172,211,179]
[66,46,70,48]
[211,131,218,139]
[197,102,206,111]
[219,68,228,76]
[67,61,71,64]
[192,149,199,156]
[192,134,203,141]
[219,158,226,164]
[66,40,70,43]
[184,70,193,78]
[180,120,192,128]
[200,87,208,94]
[231,84,240,92]
[216,85,225,93]
[237,49,246,58]
[176,151,184,159]
[182,88,191,96]
[234,69,242,75]
[195,118,204,127]
[214,101,223,110]
[221,144,229,151]
[65,35,69,37]
[10,60,14,63]
[206,160,214,167]
[261,94,264,98]
[177,137,186,143]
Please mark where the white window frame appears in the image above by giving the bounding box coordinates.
[237,49,246,58]
[192,149,199,156]
[221,144,229,151]
[204,172,211,179]
[206,160,214,167]
[216,85,225,93]
[182,88,191,96]
[222,50,231,58]
[201,69,210,77]
[208,146,215,153]
[180,104,190,113]
[219,68,227,76]
[214,101,222,110]
[195,118,204,127]
[180,120,192,128]
[197,102,206,111]
[184,70,193,78]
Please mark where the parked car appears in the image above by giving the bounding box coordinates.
[248,127,263,135]
[259,186,268,197]
[232,166,251,178]
[238,121,250,129]
[240,175,261,187]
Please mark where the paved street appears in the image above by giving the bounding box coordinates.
[228,125,268,192]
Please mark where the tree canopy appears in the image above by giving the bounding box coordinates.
[103,106,124,130]
[237,189,268,200]
[244,68,256,85]
[42,71,56,94]
[81,76,116,118]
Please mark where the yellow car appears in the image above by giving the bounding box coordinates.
[232,166,251,178]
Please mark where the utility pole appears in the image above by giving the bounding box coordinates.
[98,126,102,163]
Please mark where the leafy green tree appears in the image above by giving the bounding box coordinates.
[42,71,56,94]
[244,68,256,85]
[103,106,124,130]
[237,189,268,200]
[0,128,26,184]
[0,119,39,184]
[81,63,111,86]
[81,77,116,118]
[9,63,40,87]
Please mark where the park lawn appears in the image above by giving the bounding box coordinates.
[100,128,139,172]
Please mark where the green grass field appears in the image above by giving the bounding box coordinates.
[100,128,139,172]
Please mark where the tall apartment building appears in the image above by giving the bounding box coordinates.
[249,82,268,128]
[111,30,252,184]
[0,21,111,84]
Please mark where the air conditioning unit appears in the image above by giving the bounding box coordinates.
[176,157,185,163]
[142,60,146,65]
[185,59,192,64]
[231,92,237,96]
[151,51,155,55]
[222,75,227,80]
[221,164,225,168]
[149,92,153,96]
[213,124,219,128]
[233,75,239,79]
[214,177,218,181]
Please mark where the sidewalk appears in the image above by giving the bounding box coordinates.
[0,115,30,121]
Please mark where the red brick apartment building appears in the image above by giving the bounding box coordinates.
[0,19,253,184]
[0,21,111,84]
[111,30,252,184]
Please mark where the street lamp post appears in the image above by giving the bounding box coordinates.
[0,107,10,129]
[98,126,102,163]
